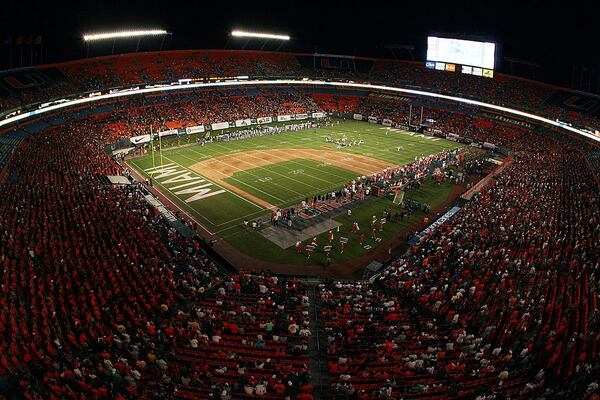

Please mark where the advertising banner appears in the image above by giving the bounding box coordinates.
[294,113,308,120]
[130,134,151,145]
[185,125,205,135]
[312,112,326,118]
[277,115,291,122]
[235,118,252,127]
[257,116,272,124]
[211,122,230,130]
[353,113,363,120]
[382,119,393,126]
[368,116,378,123]
[158,129,178,137]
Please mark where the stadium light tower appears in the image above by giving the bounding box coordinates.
[230,30,290,41]
[82,29,170,57]
[230,30,290,52]
[83,29,169,42]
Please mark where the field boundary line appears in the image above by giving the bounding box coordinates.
[127,159,217,235]
[199,143,326,193]
[179,151,294,203]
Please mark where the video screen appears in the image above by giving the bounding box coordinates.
[427,36,496,70]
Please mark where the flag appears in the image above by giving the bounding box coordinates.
[34,35,42,45]
[24,36,33,46]
[15,36,23,46]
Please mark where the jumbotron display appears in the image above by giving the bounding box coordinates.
[426,36,496,77]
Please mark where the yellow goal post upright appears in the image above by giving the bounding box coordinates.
[150,125,155,169]
[158,128,164,167]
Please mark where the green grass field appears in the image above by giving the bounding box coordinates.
[223,159,359,207]
[128,119,465,266]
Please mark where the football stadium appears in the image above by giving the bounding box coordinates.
[0,2,599,399]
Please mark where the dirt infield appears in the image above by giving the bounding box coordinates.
[190,148,396,209]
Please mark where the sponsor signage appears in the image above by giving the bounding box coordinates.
[277,115,291,122]
[158,129,178,137]
[461,65,473,75]
[482,69,494,78]
[435,62,446,71]
[353,113,363,120]
[472,67,483,76]
[294,113,308,120]
[312,112,326,118]
[130,134,151,144]
[211,122,230,130]
[368,116,378,123]
[235,118,252,127]
[256,116,272,124]
[185,125,205,134]
[2,79,597,144]
[425,61,435,69]
[445,63,456,72]
[382,119,393,126]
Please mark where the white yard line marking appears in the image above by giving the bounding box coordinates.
[207,142,346,183]
[129,159,220,231]
[206,142,328,193]
[176,152,291,203]
[161,155,265,211]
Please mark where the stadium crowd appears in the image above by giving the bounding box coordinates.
[0,111,314,398]
[0,81,599,400]
[2,50,600,135]
[323,130,600,399]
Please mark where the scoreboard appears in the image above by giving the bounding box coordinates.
[426,36,496,78]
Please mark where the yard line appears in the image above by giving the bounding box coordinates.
[129,158,220,228]
[206,142,332,193]
[258,131,388,172]
[261,133,385,178]
[188,146,358,208]
[214,209,271,229]
[184,148,308,200]
[160,155,266,210]
[131,158,272,231]
[210,143,350,183]
[174,152,291,203]
[221,140,356,182]
[322,125,457,159]
[188,122,455,169]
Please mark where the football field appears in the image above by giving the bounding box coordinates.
[128,119,464,265]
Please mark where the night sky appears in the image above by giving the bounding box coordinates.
[1,0,598,88]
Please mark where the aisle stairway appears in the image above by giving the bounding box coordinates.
[307,282,332,400]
